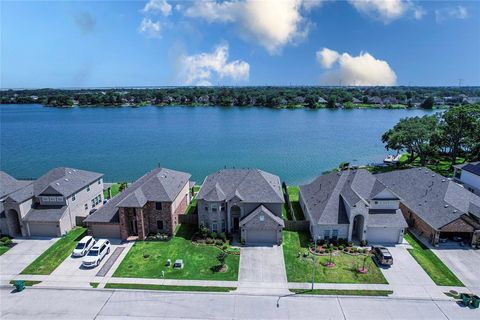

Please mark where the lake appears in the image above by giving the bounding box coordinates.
[0,104,436,184]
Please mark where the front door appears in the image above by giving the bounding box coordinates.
[233,217,239,231]
[129,220,138,235]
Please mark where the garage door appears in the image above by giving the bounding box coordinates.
[245,229,277,245]
[28,222,59,237]
[90,224,121,239]
[367,227,401,244]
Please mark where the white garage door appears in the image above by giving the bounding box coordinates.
[90,224,121,239]
[28,222,59,237]
[367,227,401,244]
[245,229,277,245]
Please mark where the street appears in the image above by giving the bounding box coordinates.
[1,287,478,320]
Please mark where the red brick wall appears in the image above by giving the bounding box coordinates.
[399,202,439,244]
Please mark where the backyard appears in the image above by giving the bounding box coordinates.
[21,227,87,275]
[404,232,463,287]
[113,224,239,281]
[283,231,388,284]
[282,186,305,220]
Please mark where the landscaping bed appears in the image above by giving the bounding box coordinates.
[105,283,236,292]
[113,225,239,281]
[283,231,387,284]
[291,289,393,296]
[404,232,463,287]
[21,227,87,275]
[0,236,15,255]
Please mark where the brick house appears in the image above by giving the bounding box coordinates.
[377,168,480,247]
[85,168,192,240]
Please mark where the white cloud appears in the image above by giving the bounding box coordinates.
[316,48,397,86]
[143,0,172,16]
[435,6,468,23]
[139,18,162,38]
[183,0,323,54]
[178,44,250,86]
[348,0,424,23]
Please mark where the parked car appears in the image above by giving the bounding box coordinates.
[372,246,393,266]
[72,236,96,257]
[82,239,111,268]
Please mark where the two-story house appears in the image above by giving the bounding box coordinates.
[1,167,104,237]
[453,162,480,196]
[300,169,407,244]
[196,169,285,245]
[85,167,192,240]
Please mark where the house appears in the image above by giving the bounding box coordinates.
[0,172,32,235]
[85,167,192,240]
[376,168,480,247]
[300,169,407,244]
[1,168,104,237]
[196,169,285,245]
[453,162,480,196]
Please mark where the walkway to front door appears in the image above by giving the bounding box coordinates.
[236,245,289,295]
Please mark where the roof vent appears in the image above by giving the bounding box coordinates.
[453,210,458,213]
[432,174,435,177]
[444,204,449,208]
[441,179,446,182]
[64,178,69,181]
[56,182,60,186]
[68,171,72,174]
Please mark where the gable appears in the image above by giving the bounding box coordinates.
[39,185,62,196]
[372,188,398,200]
[439,216,476,232]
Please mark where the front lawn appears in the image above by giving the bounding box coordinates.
[404,232,463,286]
[105,283,235,292]
[113,225,239,281]
[291,289,393,296]
[283,231,387,284]
[21,227,87,275]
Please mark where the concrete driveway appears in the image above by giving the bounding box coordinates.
[0,238,58,281]
[237,245,289,294]
[432,247,480,292]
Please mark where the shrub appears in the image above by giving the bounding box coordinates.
[220,232,227,242]
[348,241,354,247]
[338,238,347,246]
[316,239,324,246]
[303,251,309,257]
[360,240,368,247]
[324,239,330,246]
[222,245,228,250]
[338,245,344,251]
[206,239,214,245]
[215,239,223,246]
[343,247,349,252]
[211,232,217,239]
[0,236,9,243]
[351,247,357,253]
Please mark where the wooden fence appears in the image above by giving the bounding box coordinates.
[179,214,199,225]
[284,220,309,231]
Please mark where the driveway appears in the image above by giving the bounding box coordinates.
[0,238,58,281]
[432,247,480,292]
[237,245,289,294]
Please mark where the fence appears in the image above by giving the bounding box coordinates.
[179,214,198,225]
[282,182,296,221]
[284,220,309,231]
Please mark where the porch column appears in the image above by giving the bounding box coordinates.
[226,203,231,234]
[136,208,146,239]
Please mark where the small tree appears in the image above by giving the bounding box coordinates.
[217,252,227,268]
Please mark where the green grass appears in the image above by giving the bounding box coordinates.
[10,280,42,287]
[105,283,235,292]
[184,198,197,215]
[104,183,121,199]
[0,245,10,256]
[90,282,99,288]
[193,185,201,193]
[404,232,463,287]
[113,224,239,281]
[21,227,87,275]
[283,231,388,284]
[287,186,305,220]
[291,289,393,296]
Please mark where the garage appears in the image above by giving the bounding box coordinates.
[367,227,402,244]
[28,222,60,237]
[245,229,277,245]
[240,205,284,246]
[89,223,121,239]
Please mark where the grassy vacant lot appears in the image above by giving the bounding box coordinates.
[283,231,387,284]
[282,186,305,220]
[105,283,235,292]
[113,225,239,281]
[291,289,393,296]
[404,232,463,287]
[21,227,86,275]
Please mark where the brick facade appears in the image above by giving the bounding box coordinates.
[399,202,439,244]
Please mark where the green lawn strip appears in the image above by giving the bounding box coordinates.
[21,227,87,275]
[105,283,235,292]
[283,231,388,284]
[113,225,239,281]
[184,198,197,215]
[291,289,393,296]
[0,246,10,256]
[10,280,42,286]
[104,183,121,199]
[404,232,463,286]
[287,186,305,220]
[193,185,201,193]
[90,282,100,288]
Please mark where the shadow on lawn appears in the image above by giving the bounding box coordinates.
[175,224,197,240]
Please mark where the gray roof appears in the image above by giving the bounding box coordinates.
[197,169,284,203]
[24,205,67,222]
[0,171,32,199]
[300,169,395,225]
[376,168,480,229]
[368,209,408,228]
[461,162,480,176]
[239,205,284,227]
[85,167,191,223]
[33,167,103,197]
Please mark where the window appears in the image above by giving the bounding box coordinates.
[259,215,265,222]
[91,199,96,207]
[56,197,63,202]
[332,230,338,240]
[220,204,225,211]
[212,204,217,212]
[212,223,218,233]
[84,204,88,210]
[49,196,56,202]
[42,196,50,202]
[72,193,76,201]
[98,179,102,185]
[205,205,208,211]
[221,220,226,232]
[323,230,331,240]
[155,202,163,210]
[157,220,164,230]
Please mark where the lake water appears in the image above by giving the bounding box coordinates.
[0,104,436,184]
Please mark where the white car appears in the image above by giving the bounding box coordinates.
[72,236,96,257]
[82,239,111,268]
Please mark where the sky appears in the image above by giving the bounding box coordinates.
[1,0,479,88]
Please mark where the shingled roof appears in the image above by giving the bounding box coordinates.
[196,169,284,203]
[376,167,480,229]
[0,171,32,200]
[33,167,103,197]
[85,167,191,223]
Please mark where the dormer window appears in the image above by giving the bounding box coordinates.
[49,196,56,202]
[56,197,63,202]
[42,196,50,202]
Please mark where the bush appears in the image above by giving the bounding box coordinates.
[206,239,214,245]
[215,239,223,246]
[338,238,347,246]
[338,245,344,251]
[199,224,209,239]
[1,236,11,243]
[3,238,12,245]
[211,232,217,239]
[222,245,228,250]
[343,247,349,252]
[316,239,324,246]
[348,241,354,247]
[351,247,357,253]
[360,240,368,247]
[220,232,227,242]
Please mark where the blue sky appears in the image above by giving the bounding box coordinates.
[2,0,479,88]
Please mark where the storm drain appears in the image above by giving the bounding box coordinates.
[96,247,125,277]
